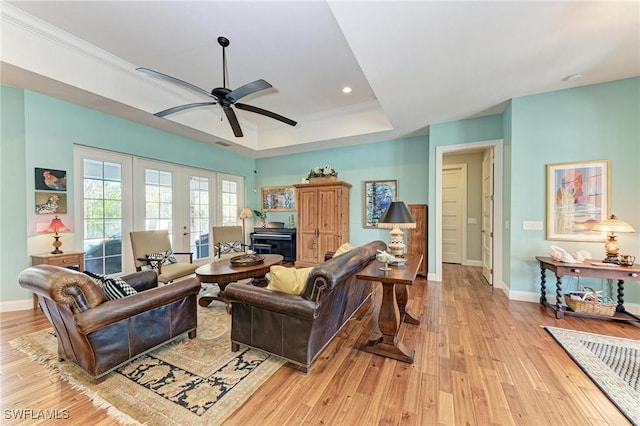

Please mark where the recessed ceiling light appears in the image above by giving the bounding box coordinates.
[563,73,583,83]
[342,86,352,94]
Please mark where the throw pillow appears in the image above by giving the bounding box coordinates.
[145,250,177,266]
[84,271,138,300]
[333,242,356,257]
[267,266,312,295]
[219,241,243,255]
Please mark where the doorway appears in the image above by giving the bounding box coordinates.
[435,140,503,287]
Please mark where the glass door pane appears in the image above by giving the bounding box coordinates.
[82,159,123,274]
[145,168,173,234]
[190,175,210,259]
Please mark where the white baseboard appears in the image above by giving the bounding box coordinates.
[509,290,640,316]
[462,259,483,267]
[0,299,33,313]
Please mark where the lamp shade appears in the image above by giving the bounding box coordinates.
[240,208,253,219]
[592,214,635,234]
[377,201,416,229]
[41,216,71,234]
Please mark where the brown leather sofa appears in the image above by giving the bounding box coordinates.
[224,240,386,372]
[18,265,200,382]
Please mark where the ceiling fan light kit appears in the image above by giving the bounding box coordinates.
[137,36,297,137]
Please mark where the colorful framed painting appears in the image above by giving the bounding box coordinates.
[35,192,67,214]
[261,186,296,211]
[35,167,67,191]
[546,160,609,241]
[364,180,397,228]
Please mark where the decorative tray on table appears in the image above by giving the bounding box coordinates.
[230,254,265,266]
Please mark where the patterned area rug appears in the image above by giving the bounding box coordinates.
[544,326,639,425]
[11,295,284,425]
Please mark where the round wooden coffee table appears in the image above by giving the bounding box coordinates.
[196,254,283,308]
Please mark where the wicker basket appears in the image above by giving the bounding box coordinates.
[564,294,616,317]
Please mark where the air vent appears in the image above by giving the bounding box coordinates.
[215,141,231,147]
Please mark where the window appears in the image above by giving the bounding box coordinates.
[75,146,243,273]
[221,178,238,226]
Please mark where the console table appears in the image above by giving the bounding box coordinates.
[536,256,640,322]
[356,255,423,363]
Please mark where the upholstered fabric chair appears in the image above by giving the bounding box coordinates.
[18,265,200,382]
[211,226,248,260]
[130,230,199,283]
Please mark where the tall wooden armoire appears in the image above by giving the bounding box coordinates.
[407,204,428,276]
[294,180,351,267]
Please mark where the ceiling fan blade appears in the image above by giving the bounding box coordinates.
[155,102,218,118]
[223,106,243,137]
[235,103,297,127]
[136,67,215,99]
[227,79,272,103]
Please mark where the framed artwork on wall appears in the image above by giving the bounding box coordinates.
[35,167,67,191]
[363,179,397,228]
[261,186,296,211]
[546,160,609,241]
[35,192,67,214]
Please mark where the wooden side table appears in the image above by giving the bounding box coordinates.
[356,255,423,363]
[31,251,85,309]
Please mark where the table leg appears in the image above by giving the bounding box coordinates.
[616,280,625,313]
[199,281,231,311]
[395,284,421,325]
[251,274,269,287]
[363,282,414,363]
[554,274,564,319]
[539,266,547,304]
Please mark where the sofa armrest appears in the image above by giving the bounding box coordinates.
[121,270,158,292]
[225,283,319,320]
[19,265,107,311]
[75,278,201,334]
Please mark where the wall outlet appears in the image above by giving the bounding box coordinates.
[523,221,543,231]
[467,218,477,224]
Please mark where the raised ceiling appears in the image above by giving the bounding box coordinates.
[2,1,638,158]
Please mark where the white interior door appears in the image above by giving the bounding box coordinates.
[442,165,465,264]
[481,149,494,284]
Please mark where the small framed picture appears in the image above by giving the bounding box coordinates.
[35,192,67,214]
[546,160,609,241]
[363,180,397,228]
[35,167,67,191]
[261,186,296,211]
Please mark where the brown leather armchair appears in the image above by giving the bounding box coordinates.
[18,265,200,382]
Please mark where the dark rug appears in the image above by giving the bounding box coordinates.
[544,326,639,425]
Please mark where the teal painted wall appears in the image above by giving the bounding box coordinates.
[509,78,640,301]
[2,78,639,308]
[254,137,430,246]
[0,87,29,304]
[1,89,257,304]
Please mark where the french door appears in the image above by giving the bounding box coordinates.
[134,159,218,260]
[75,146,244,274]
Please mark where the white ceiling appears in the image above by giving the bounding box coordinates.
[2,1,639,158]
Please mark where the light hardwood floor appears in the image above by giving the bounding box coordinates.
[2,264,639,425]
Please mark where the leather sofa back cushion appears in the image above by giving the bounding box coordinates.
[267,266,312,295]
[333,242,356,257]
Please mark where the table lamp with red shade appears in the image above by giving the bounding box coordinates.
[41,215,71,254]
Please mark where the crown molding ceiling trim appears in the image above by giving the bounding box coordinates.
[1,1,394,156]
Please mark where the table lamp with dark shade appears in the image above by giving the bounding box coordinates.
[377,201,416,256]
[41,215,71,254]
[592,214,636,263]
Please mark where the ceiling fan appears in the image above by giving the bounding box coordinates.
[137,36,297,137]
